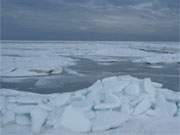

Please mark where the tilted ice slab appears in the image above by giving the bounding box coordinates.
[0,75,180,135]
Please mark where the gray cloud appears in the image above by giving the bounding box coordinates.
[1,0,179,41]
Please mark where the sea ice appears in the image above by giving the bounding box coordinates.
[124,80,140,97]
[31,107,48,134]
[143,78,156,103]
[15,113,30,125]
[1,41,179,78]
[49,93,71,107]
[2,110,15,125]
[133,95,152,115]
[0,96,6,113]
[101,76,129,93]
[0,75,180,135]
[94,92,121,110]
[7,103,36,114]
[60,106,91,132]
[92,110,130,131]
[155,94,177,117]
[160,89,180,102]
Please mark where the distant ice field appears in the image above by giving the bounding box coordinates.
[1,41,180,93]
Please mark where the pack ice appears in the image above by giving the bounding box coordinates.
[0,75,180,135]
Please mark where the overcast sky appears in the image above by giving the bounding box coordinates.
[1,0,180,41]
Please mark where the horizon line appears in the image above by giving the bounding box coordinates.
[1,40,179,43]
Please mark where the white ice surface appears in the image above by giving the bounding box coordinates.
[92,110,130,132]
[1,41,179,77]
[60,106,91,132]
[31,107,48,134]
[0,75,180,135]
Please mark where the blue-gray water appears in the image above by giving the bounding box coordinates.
[1,57,179,94]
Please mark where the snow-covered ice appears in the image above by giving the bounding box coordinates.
[92,110,129,131]
[15,113,30,125]
[0,75,180,135]
[1,41,179,77]
[60,106,92,132]
[31,107,48,134]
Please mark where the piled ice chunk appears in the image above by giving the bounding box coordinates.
[0,75,180,134]
[60,106,92,132]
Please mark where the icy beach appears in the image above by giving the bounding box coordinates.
[1,75,180,135]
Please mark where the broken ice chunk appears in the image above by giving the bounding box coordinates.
[0,96,6,113]
[29,67,63,75]
[143,78,156,103]
[49,93,71,107]
[155,94,177,117]
[133,95,152,115]
[7,103,36,114]
[94,94,121,110]
[124,80,140,97]
[15,113,30,125]
[92,110,130,131]
[8,96,39,105]
[177,103,180,117]
[161,89,180,102]
[120,103,133,115]
[86,81,104,105]
[87,80,102,93]
[31,107,48,134]
[71,99,93,112]
[102,76,130,93]
[45,107,65,128]
[60,106,91,132]
[152,82,163,88]
[2,110,15,125]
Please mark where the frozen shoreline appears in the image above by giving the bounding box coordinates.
[1,75,180,135]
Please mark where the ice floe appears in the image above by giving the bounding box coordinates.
[1,41,179,77]
[1,55,74,77]
[0,75,180,135]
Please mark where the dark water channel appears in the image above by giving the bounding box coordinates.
[1,57,180,94]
